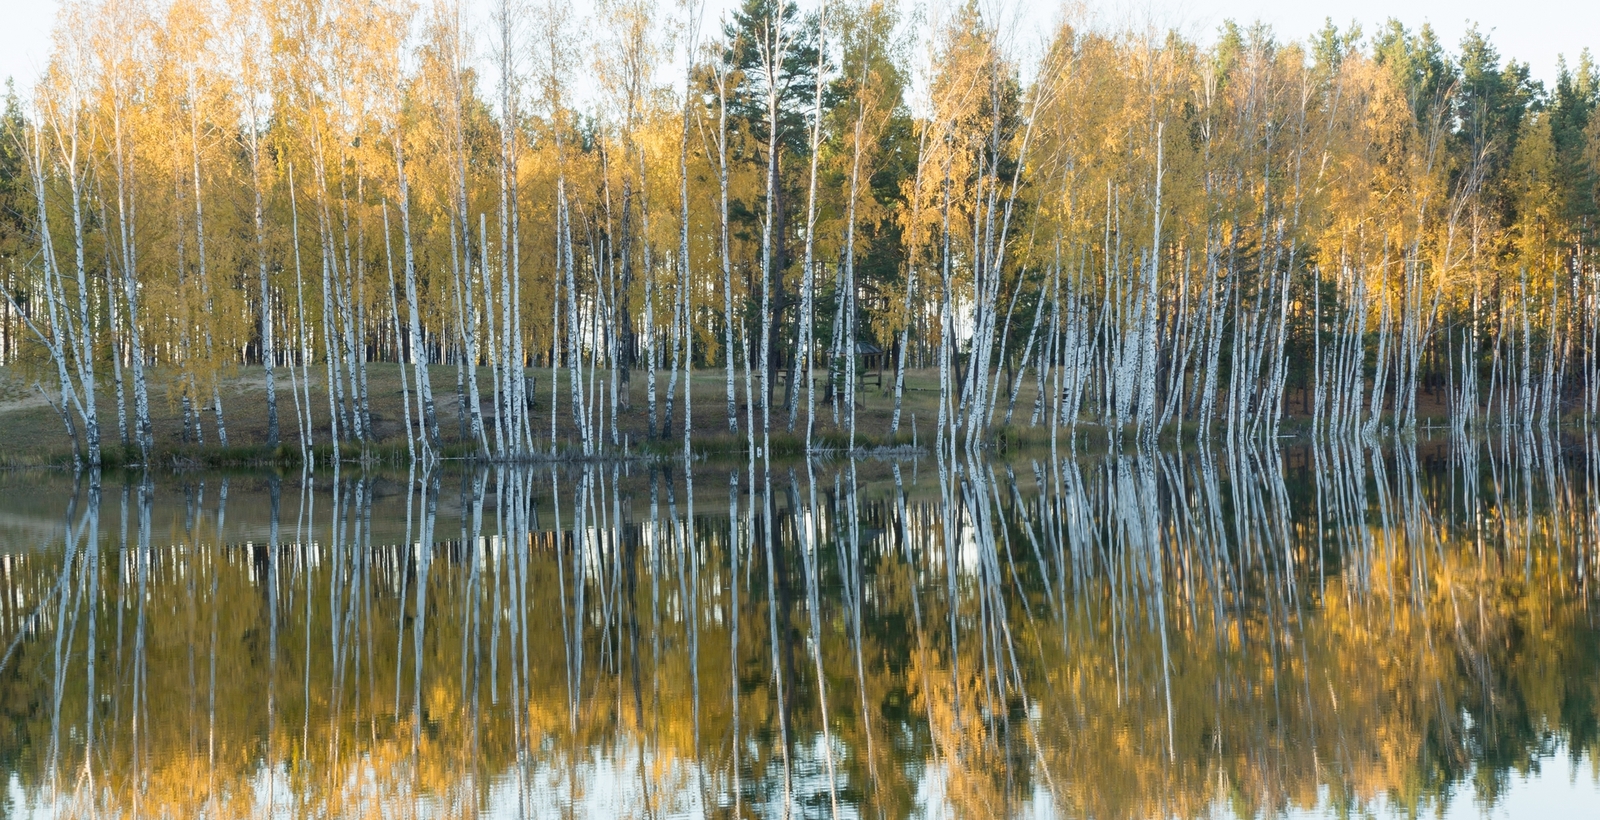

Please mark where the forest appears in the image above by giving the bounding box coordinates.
[1,0,1599,466]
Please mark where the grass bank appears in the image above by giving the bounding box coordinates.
[0,363,1470,469]
[0,363,955,469]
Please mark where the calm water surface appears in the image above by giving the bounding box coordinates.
[2,438,1600,819]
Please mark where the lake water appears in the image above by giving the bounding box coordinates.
[3,437,1600,819]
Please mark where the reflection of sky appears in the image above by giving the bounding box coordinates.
[1278,751,1600,819]
[435,745,1600,818]
[7,746,1597,819]
[504,734,866,820]
[1453,755,1600,820]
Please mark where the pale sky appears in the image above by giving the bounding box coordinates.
[0,0,1595,101]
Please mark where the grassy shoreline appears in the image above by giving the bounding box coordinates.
[0,362,955,469]
[0,362,1489,471]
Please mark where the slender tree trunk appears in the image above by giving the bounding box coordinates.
[62,129,100,465]
[714,66,737,434]
[394,144,439,450]
[112,105,152,460]
[383,203,416,460]
[679,15,698,452]
[105,235,128,448]
[289,166,316,455]
[841,96,867,449]
[561,180,589,455]
[795,0,827,445]
[7,125,85,463]
[663,276,680,439]
[246,121,278,448]
[189,82,226,448]
[757,3,785,435]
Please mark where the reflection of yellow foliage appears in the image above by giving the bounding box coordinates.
[5,460,1600,820]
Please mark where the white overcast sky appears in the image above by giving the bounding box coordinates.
[0,0,1596,101]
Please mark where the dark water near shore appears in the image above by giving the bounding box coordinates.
[2,438,1600,819]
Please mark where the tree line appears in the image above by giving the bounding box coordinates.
[1,0,1598,466]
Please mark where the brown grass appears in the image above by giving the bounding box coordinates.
[0,362,963,466]
[0,360,1467,467]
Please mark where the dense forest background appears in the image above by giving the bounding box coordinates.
[1,0,1598,465]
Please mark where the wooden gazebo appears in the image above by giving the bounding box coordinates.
[854,340,885,389]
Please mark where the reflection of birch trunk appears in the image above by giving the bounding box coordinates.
[81,475,101,807]
[206,479,227,808]
[844,462,878,784]
[554,467,576,726]
[46,476,87,801]
[727,468,743,815]
[762,456,792,818]
[794,465,840,819]
[411,469,437,765]
[131,477,151,817]
[896,461,946,784]
[683,463,708,813]
[265,473,280,817]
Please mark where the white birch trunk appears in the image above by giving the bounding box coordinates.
[394,145,438,449]
[796,0,827,447]
[382,203,416,460]
[289,166,316,454]
[757,1,785,435]
[715,66,737,434]
[106,94,152,459]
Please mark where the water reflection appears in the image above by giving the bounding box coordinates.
[3,436,1600,818]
